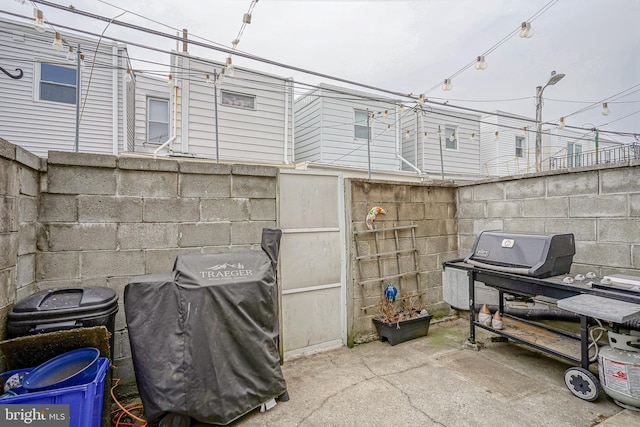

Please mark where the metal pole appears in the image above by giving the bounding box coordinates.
[214,70,219,164]
[438,125,444,179]
[75,43,81,152]
[535,85,543,172]
[366,109,371,179]
[595,129,599,164]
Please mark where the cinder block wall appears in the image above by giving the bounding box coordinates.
[457,162,640,277]
[32,151,277,391]
[0,139,41,343]
[348,179,457,343]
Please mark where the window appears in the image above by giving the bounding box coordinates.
[567,142,582,167]
[221,91,255,109]
[354,110,370,140]
[515,136,525,158]
[445,126,457,149]
[38,62,77,104]
[147,98,170,143]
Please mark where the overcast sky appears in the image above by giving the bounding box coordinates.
[4,0,640,143]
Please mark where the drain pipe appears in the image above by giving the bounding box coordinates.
[154,84,178,159]
[395,103,423,176]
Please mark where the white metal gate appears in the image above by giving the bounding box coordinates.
[277,170,345,358]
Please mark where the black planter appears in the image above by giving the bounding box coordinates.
[372,313,433,346]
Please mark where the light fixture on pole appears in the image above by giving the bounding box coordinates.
[535,71,565,172]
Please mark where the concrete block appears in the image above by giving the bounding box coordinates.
[231,175,276,198]
[16,254,35,287]
[118,156,178,172]
[15,145,40,171]
[231,221,276,245]
[546,172,597,197]
[20,167,39,197]
[0,269,15,308]
[39,194,78,222]
[0,197,18,232]
[487,200,522,218]
[350,180,383,202]
[36,252,79,281]
[424,202,452,220]
[249,198,276,221]
[574,241,631,268]
[569,194,627,218]
[80,250,145,278]
[505,179,545,199]
[425,235,456,255]
[631,194,640,217]
[523,197,568,217]
[42,224,117,251]
[117,223,179,249]
[78,196,143,223]
[178,160,231,175]
[411,186,456,203]
[397,202,425,221]
[0,233,18,270]
[545,218,596,240]
[504,218,545,233]
[143,198,199,222]
[179,174,231,198]
[47,151,117,168]
[0,138,16,160]
[18,197,37,223]
[598,219,640,243]
[457,185,474,202]
[634,245,640,269]
[18,223,36,255]
[144,248,194,274]
[472,182,504,200]
[457,201,485,219]
[48,166,117,195]
[118,170,178,197]
[601,168,640,194]
[179,222,231,247]
[231,164,278,177]
[0,158,19,196]
[201,198,249,221]
[472,219,503,234]
[457,219,474,235]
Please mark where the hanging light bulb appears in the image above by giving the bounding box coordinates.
[474,56,487,70]
[225,56,235,77]
[469,132,476,141]
[79,53,86,69]
[400,104,405,112]
[66,45,76,62]
[519,21,534,38]
[387,124,391,130]
[449,132,456,142]
[167,73,173,87]
[34,8,44,33]
[494,131,499,141]
[231,39,240,48]
[125,68,133,83]
[383,110,389,120]
[205,73,212,85]
[404,130,410,139]
[215,72,223,87]
[442,78,452,91]
[602,102,610,116]
[52,32,62,51]
[558,117,566,129]
[424,132,428,138]
[243,13,252,24]
[370,112,375,123]
[418,94,424,105]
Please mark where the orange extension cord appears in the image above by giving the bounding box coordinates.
[110,378,147,427]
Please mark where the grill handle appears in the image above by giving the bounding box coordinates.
[465,259,530,276]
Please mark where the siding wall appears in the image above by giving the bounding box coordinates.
[293,89,323,163]
[0,18,127,158]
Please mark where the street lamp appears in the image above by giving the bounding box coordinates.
[535,71,565,172]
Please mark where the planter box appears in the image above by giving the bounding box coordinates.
[372,313,433,346]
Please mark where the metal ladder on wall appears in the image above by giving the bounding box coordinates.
[353,222,423,312]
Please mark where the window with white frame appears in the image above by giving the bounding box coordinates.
[37,62,77,105]
[567,142,583,167]
[221,91,256,110]
[515,136,525,157]
[354,110,370,140]
[147,97,170,143]
[445,126,457,149]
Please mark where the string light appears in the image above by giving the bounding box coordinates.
[125,68,133,83]
[602,102,610,116]
[558,117,566,129]
[167,73,173,87]
[52,32,62,51]
[469,132,476,141]
[494,131,499,141]
[519,22,534,38]
[225,56,235,77]
[383,110,388,119]
[424,132,428,138]
[442,79,452,91]
[66,46,76,62]
[205,73,212,85]
[418,94,424,105]
[474,56,487,71]
[243,13,252,24]
[404,130,410,139]
[449,132,456,142]
[79,53,86,69]
[34,8,44,33]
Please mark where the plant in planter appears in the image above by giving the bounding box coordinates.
[372,284,432,346]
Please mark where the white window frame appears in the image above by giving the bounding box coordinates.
[146,97,170,144]
[444,126,458,150]
[515,136,525,158]
[567,142,583,167]
[34,60,77,105]
[221,90,256,110]
[354,109,370,141]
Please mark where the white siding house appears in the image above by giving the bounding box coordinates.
[139,52,295,164]
[0,17,132,158]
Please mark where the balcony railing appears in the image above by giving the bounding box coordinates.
[548,144,640,170]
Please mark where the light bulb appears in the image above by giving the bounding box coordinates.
[52,32,62,51]
[383,110,388,119]
[424,132,428,138]
[558,117,566,129]
[243,13,252,24]
[79,54,86,69]
[474,56,487,70]
[125,68,133,83]
[225,56,235,77]
[442,78,452,91]
[469,132,476,141]
[231,39,239,48]
[66,46,76,62]
[449,133,455,142]
[400,105,405,112]
[34,8,44,32]
[418,94,424,105]
[519,22,534,38]
[602,102,610,116]
[167,74,173,87]
[404,130,410,139]
[494,131,499,141]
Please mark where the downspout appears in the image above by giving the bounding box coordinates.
[112,45,119,155]
[394,104,422,175]
[283,78,290,164]
[153,85,178,158]
[291,81,295,164]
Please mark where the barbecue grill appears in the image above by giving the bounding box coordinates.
[444,231,640,405]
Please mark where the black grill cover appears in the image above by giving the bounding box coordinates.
[125,228,286,425]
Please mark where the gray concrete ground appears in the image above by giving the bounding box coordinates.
[213,318,640,427]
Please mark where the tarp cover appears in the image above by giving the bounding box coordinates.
[125,228,286,425]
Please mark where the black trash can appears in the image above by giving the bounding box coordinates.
[7,286,119,359]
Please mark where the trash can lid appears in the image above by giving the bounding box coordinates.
[9,287,118,320]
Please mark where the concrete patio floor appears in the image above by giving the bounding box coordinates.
[210,317,640,427]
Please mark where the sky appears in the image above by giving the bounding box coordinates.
[4,0,640,143]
